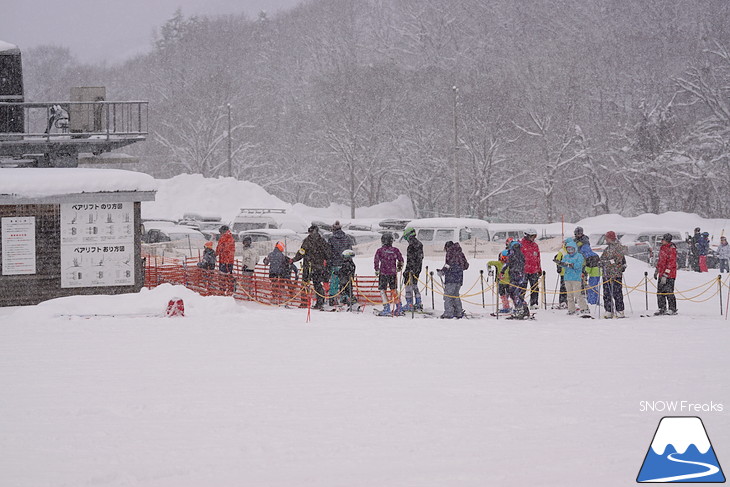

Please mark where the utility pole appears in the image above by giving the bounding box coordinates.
[227,103,232,178]
[452,86,460,218]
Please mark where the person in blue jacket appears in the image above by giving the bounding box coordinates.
[574,226,600,305]
[558,239,589,315]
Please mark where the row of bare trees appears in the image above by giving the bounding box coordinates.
[21,0,730,220]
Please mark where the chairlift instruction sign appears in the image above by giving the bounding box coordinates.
[1,217,36,275]
[60,202,135,288]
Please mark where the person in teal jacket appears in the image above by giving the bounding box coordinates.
[558,239,589,315]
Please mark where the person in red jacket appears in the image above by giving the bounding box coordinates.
[653,233,677,315]
[215,225,236,274]
[520,228,542,309]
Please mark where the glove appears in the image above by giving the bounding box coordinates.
[396,262,403,272]
[653,271,658,280]
[443,264,451,270]
[498,273,504,281]
[375,270,380,277]
[659,276,667,286]
[437,269,445,278]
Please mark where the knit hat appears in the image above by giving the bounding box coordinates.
[204,241,213,249]
[605,231,617,242]
[275,241,285,252]
[332,220,342,231]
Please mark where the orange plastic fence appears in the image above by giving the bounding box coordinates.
[144,257,384,308]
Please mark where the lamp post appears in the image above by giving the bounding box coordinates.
[452,86,460,218]
[227,103,232,178]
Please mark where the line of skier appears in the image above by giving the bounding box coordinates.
[197,222,683,319]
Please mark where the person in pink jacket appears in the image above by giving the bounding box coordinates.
[520,229,542,309]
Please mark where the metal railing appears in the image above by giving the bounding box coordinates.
[0,101,148,141]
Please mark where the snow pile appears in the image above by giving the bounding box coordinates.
[576,212,730,242]
[143,174,414,231]
[0,168,157,197]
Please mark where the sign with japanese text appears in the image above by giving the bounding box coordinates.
[1,217,36,275]
[60,202,135,288]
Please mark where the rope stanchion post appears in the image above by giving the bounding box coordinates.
[424,266,429,296]
[480,269,485,308]
[541,270,547,310]
[644,271,649,311]
[719,274,723,316]
[430,271,435,310]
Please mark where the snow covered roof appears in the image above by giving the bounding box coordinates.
[0,40,20,54]
[0,168,157,204]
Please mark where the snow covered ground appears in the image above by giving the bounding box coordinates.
[1,251,728,486]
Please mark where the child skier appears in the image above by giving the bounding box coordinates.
[500,240,530,320]
[599,231,627,318]
[338,249,357,309]
[487,238,514,313]
[374,233,404,315]
[197,241,216,270]
[718,236,729,273]
[558,239,589,316]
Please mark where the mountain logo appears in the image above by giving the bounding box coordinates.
[637,416,725,483]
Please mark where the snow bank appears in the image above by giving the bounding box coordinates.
[0,168,157,197]
[143,174,414,231]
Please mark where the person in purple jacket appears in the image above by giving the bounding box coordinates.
[374,233,404,315]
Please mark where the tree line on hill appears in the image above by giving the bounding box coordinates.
[22,0,730,221]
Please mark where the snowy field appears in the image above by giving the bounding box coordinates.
[1,254,728,486]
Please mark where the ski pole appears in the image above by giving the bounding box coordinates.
[551,274,560,308]
[430,271,435,310]
[424,266,429,296]
[644,271,649,311]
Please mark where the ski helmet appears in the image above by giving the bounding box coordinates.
[505,237,514,247]
[275,241,285,252]
[524,228,538,237]
[381,233,394,246]
[402,227,416,241]
[219,224,230,233]
[574,226,583,236]
[342,249,355,259]
[662,233,673,242]
[241,235,252,246]
[510,240,521,249]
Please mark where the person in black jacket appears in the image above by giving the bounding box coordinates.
[401,227,424,311]
[264,241,291,304]
[291,224,331,309]
[326,221,354,305]
[197,241,216,270]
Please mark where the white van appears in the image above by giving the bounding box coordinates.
[231,208,284,233]
[407,218,491,244]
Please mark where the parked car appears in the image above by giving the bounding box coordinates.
[142,223,208,257]
[238,228,302,255]
[407,217,491,244]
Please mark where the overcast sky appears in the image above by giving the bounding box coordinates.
[0,0,303,64]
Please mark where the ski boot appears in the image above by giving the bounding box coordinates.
[414,297,423,311]
[402,298,414,312]
[378,304,392,316]
[654,309,666,316]
[394,302,404,316]
[615,310,625,318]
[603,311,614,319]
[499,307,512,314]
